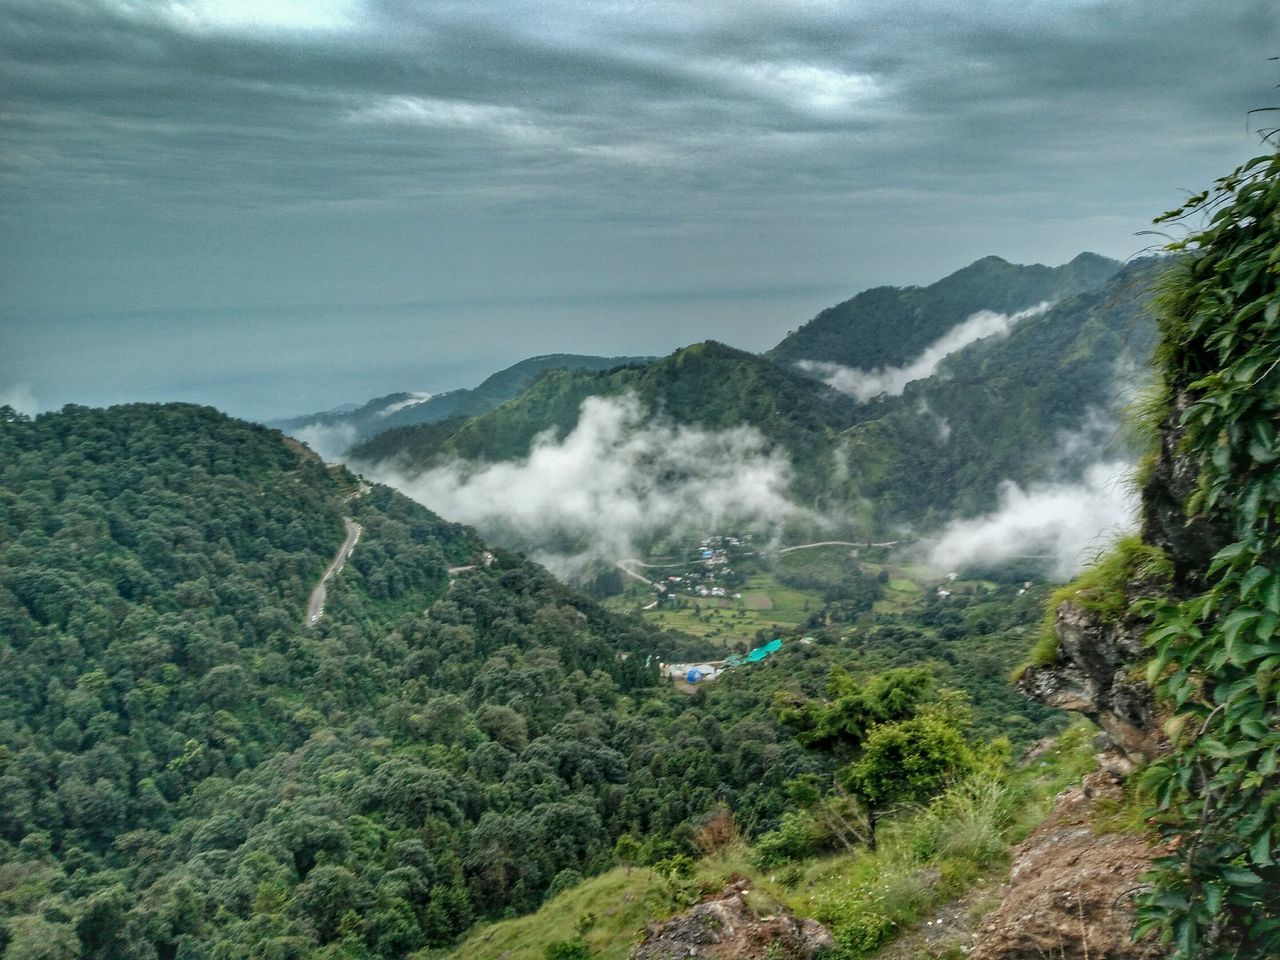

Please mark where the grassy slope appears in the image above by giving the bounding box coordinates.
[439,723,1103,960]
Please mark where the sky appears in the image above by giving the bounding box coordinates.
[2,0,1276,421]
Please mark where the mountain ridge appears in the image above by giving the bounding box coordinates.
[767,251,1121,372]
[268,353,653,457]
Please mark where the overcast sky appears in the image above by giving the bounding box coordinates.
[2,0,1275,420]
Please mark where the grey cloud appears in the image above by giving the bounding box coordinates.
[0,384,40,416]
[2,0,1276,416]
[293,420,358,461]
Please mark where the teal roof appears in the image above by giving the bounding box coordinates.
[744,638,783,663]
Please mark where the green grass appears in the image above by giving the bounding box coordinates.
[439,722,1103,960]
[432,867,653,960]
[775,545,864,587]
[636,572,823,645]
[1020,535,1172,674]
[871,572,924,615]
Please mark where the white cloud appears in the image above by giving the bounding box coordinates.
[345,96,555,145]
[292,421,357,462]
[160,0,359,33]
[928,459,1137,580]
[371,393,806,578]
[798,302,1049,402]
[0,384,39,416]
[379,392,433,417]
[734,61,881,117]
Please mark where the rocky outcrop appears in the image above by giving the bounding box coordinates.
[1018,601,1166,773]
[629,880,834,960]
[969,771,1169,960]
[1139,391,1234,588]
[1017,388,1235,771]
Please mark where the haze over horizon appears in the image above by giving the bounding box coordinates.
[2,0,1275,420]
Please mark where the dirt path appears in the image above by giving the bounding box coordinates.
[305,484,369,627]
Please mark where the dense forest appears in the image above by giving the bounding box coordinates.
[0,403,1061,958]
[836,258,1162,525]
[765,252,1120,373]
[348,341,856,492]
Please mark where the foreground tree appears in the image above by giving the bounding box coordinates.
[776,667,976,847]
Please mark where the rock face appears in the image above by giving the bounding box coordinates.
[969,771,1168,960]
[629,880,835,960]
[1018,601,1166,773]
[1017,390,1234,771]
[1139,391,1234,588]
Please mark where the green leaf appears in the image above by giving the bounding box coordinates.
[1239,718,1270,739]
[1200,739,1232,759]
[1241,565,1271,597]
[1258,749,1278,776]
[1221,608,1262,647]
[1265,576,1280,614]
[1220,865,1264,885]
[1251,830,1272,866]
[1212,541,1248,564]
[1204,882,1223,916]
[1256,611,1279,643]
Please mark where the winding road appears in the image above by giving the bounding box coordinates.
[777,539,901,554]
[305,484,369,627]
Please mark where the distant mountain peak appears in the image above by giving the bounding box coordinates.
[768,252,1122,372]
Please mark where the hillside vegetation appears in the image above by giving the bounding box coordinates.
[348,256,1159,558]
[834,258,1162,525]
[350,341,856,486]
[0,402,1079,959]
[767,252,1120,370]
[1129,149,1280,957]
[270,354,651,453]
[0,404,813,958]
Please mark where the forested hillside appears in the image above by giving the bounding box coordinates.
[349,341,858,493]
[834,258,1163,525]
[0,402,1076,959]
[347,258,1161,552]
[270,354,651,455]
[767,253,1119,370]
[0,404,814,958]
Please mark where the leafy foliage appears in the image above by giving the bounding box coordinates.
[1134,148,1280,957]
[776,668,978,846]
[0,404,819,958]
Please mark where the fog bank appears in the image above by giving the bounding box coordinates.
[929,458,1137,580]
[799,302,1049,402]
[374,393,806,578]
